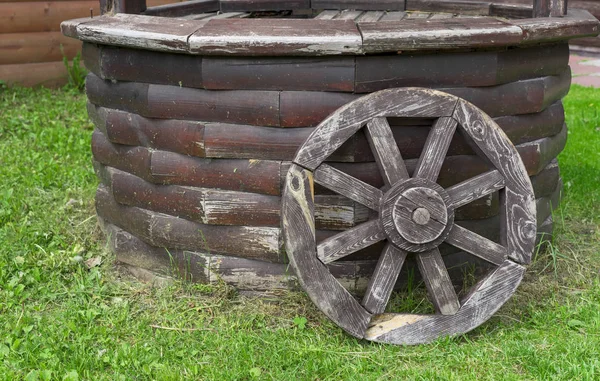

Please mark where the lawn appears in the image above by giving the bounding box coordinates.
[0,82,599,380]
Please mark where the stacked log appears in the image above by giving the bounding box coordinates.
[0,0,180,87]
[82,40,569,292]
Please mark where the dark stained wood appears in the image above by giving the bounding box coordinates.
[84,43,204,88]
[512,9,599,44]
[406,0,492,15]
[359,17,523,53]
[112,0,147,14]
[495,44,569,84]
[96,185,283,262]
[282,164,372,338]
[86,74,150,115]
[414,117,458,182]
[365,117,409,186]
[313,164,383,211]
[202,56,355,92]
[365,260,525,344]
[146,84,280,126]
[75,14,207,52]
[362,243,407,314]
[92,130,153,181]
[312,0,405,10]
[81,43,102,80]
[454,99,537,264]
[317,219,386,264]
[279,91,359,127]
[293,88,458,170]
[494,101,564,146]
[150,150,282,195]
[89,105,206,157]
[143,0,218,16]
[188,19,362,55]
[490,3,532,19]
[220,0,310,12]
[531,159,560,198]
[517,122,567,176]
[416,248,460,315]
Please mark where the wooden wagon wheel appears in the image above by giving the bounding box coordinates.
[281,88,537,345]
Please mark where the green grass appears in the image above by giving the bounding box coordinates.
[0,83,599,380]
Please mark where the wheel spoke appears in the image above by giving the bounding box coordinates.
[365,117,409,186]
[446,224,507,266]
[314,164,383,211]
[362,243,407,314]
[413,117,458,182]
[317,219,385,264]
[416,248,460,315]
[446,170,505,209]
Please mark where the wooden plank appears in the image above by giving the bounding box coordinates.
[359,17,523,53]
[517,122,567,176]
[0,32,81,65]
[311,0,405,10]
[91,130,154,181]
[315,10,341,19]
[406,0,492,15]
[282,164,372,338]
[490,3,532,18]
[356,11,386,21]
[379,11,407,20]
[534,0,567,17]
[292,88,458,170]
[512,9,600,44]
[89,105,206,157]
[317,220,386,263]
[83,43,203,88]
[416,248,460,315]
[337,10,365,19]
[96,185,283,262]
[531,159,560,198]
[146,84,280,126]
[362,243,406,314]
[202,56,355,92]
[279,91,359,127]
[112,0,147,13]
[86,74,150,115]
[150,150,282,195]
[0,1,100,33]
[494,101,564,146]
[143,0,218,16]
[0,60,79,88]
[313,164,383,211]
[365,260,525,344]
[413,117,458,182]
[220,0,310,11]
[74,14,207,52]
[188,19,362,55]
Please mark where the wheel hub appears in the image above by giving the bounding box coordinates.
[381,178,455,252]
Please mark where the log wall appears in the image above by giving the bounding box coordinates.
[0,0,180,87]
[80,39,570,292]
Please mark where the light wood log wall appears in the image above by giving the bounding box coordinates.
[0,0,180,87]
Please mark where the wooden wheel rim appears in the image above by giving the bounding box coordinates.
[282,87,536,344]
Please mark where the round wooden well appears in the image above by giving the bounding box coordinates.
[62,0,598,292]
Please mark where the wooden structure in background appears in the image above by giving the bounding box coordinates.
[0,0,179,87]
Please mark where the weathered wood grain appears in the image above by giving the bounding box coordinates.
[365,260,525,344]
[312,0,405,10]
[490,3,532,18]
[512,9,599,44]
[282,164,372,338]
[454,99,537,264]
[362,243,407,314]
[365,117,409,186]
[188,19,362,55]
[0,32,82,66]
[86,74,150,115]
[143,0,218,16]
[359,17,523,53]
[96,185,283,261]
[220,0,309,11]
[534,0,567,17]
[317,219,386,264]
[314,164,383,211]
[202,56,355,92]
[494,101,564,146]
[150,150,282,195]
[447,170,505,210]
[83,43,203,87]
[92,130,154,181]
[414,117,458,182]
[445,224,507,265]
[406,0,492,15]
[416,248,460,315]
[74,14,207,52]
[293,88,458,170]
